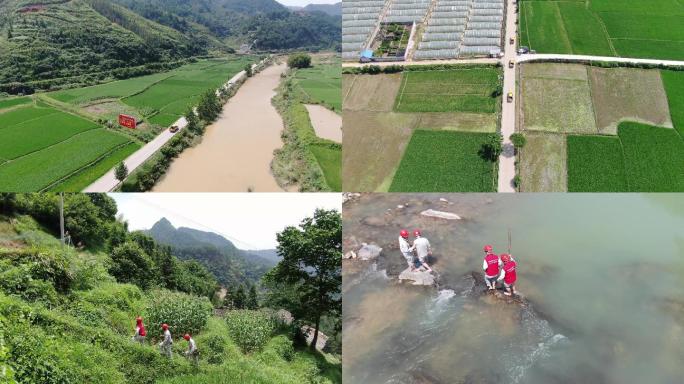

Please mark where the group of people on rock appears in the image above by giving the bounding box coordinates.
[398,229,433,273]
[132,316,199,364]
[397,231,518,296]
[482,245,517,296]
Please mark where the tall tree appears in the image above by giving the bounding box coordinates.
[196,89,221,122]
[233,285,246,309]
[247,284,259,309]
[263,209,341,349]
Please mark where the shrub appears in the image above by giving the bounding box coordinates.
[204,334,227,365]
[287,54,312,69]
[108,241,157,289]
[264,334,295,362]
[510,133,526,149]
[479,133,503,162]
[225,310,276,353]
[145,289,212,338]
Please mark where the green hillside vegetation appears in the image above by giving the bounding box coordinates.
[0,194,341,384]
[272,54,342,192]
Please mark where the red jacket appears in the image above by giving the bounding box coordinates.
[503,261,517,285]
[484,253,500,276]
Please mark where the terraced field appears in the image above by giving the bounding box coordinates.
[519,0,684,60]
[519,63,684,192]
[48,57,254,127]
[343,66,502,191]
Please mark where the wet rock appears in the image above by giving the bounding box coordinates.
[343,250,357,259]
[398,267,435,286]
[343,192,361,204]
[420,209,461,220]
[357,243,382,260]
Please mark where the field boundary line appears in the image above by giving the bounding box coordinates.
[584,66,601,134]
[554,2,574,54]
[524,2,532,49]
[40,141,135,192]
[593,11,618,56]
[616,135,631,192]
[396,72,410,110]
[342,75,357,106]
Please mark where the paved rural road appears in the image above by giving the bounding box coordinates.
[517,54,684,67]
[84,65,259,192]
[497,0,518,193]
[342,57,500,68]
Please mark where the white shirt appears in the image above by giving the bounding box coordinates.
[412,237,431,258]
[398,236,411,255]
[188,338,197,353]
[163,330,173,345]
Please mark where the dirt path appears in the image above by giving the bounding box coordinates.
[153,63,288,192]
[497,0,518,193]
[304,104,342,143]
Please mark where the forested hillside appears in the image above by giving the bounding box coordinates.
[0,194,341,384]
[0,0,340,95]
[146,218,278,287]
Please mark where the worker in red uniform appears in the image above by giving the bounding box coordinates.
[132,316,146,345]
[498,253,517,296]
[482,245,501,290]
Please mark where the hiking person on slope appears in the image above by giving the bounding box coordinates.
[399,230,418,271]
[132,316,146,345]
[159,323,173,358]
[498,253,517,296]
[482,245,501,290]
[183,334,199,366]
[411,230,433,272]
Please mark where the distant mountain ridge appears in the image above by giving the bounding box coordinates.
[145,218,280,287]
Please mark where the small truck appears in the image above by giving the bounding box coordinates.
[507,92,513,103]
[508,60,515,68]
[169,125,179,133]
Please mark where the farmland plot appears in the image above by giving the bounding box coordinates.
[394,69,501,113]
[343,74,403,112]
[0,129,133,192]
[520,0,684,60]
[519,133,567,192]
[294,61,342,112]
[662,70,684,138]
[0,97,32,111]
[389,130,496,192]
[566,135,627,192]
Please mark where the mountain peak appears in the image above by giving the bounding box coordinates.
[151,217,175,231]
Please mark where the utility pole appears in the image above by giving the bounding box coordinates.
[59,193,65,246]
[507,228,512,254]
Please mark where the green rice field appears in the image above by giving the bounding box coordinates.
[294,60,342,112]
[48,57,254,127]
[0,128,135,192]
[567,123,684,192]
[662,70,684,139]
[0,97,32,110]
[394,69,501,113]
[519,0,684,60]
[310,144,342,191]
[389,130,496,192]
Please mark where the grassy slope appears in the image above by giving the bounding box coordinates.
[0,216,340,384]
[389,130,496,192]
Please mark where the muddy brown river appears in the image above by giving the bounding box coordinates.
[154,63,287,192]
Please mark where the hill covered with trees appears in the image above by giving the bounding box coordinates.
[145,217,279,287]
[0,0,340,94]
[0,193,341,384]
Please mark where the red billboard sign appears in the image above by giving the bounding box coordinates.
[118,114,137,129]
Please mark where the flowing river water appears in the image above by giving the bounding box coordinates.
[154,63,288,192]
[342,194,684,384]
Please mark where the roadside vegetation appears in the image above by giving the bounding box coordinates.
[272,54,342,192]
[0,194,341,384]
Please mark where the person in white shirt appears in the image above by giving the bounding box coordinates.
[411,229,433,272]
[159,323,173,358]
[398,229,418,271]
[183,334,199,365]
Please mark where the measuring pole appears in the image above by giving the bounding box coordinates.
[507,228,512,254]
[59,193,65,246]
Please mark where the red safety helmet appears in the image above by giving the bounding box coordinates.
[500,253,511,263]
[183,334,191,341]
[400,229,409,238]
[413,229,421,236]
[162,323,169,330]
[483,245,493,253]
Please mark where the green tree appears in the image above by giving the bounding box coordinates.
[247,284,259,309]
[479,133,503,162]
[233,285,246,309]
[108,241,156,289]
[197,89,221,122]
[244,63,253,77]
[287,53,312,69]
[510,133,526,150]
[263,209,341,349]
[185,107,201,134]
[114,162,128,183]
[0,193,17,215]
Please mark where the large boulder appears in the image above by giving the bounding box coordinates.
[398,267,435,286]
[357,243,382,260]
